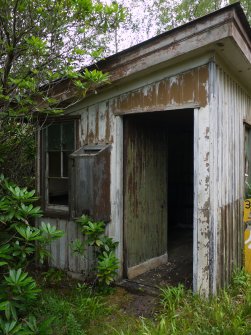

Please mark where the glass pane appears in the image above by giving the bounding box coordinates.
[48,124,61,150]
[48,178,68,205]
[48,152,61,177]
[63,151,71,177]
[62,122,74,150]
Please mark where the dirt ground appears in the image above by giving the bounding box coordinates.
[117,228,193,317]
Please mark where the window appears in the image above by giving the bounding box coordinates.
[40,117,111,221]
[41,118,78,212]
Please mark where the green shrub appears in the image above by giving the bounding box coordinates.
[0,175,63,333]
[71,215,119,288]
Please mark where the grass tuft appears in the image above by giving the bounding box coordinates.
[33,269,251,335]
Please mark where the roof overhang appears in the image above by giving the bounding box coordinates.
[51,2,251,103]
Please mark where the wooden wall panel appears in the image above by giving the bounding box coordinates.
[36,217,94,276]
[123,115,168,270]
[80,102,114,145]
[114,65,209,115]
[210,63,251,293]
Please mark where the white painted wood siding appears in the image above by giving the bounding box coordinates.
[209,60,251,294]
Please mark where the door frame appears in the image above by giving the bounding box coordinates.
[121,110,197,283]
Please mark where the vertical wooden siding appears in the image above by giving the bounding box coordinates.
[39,102,116,274]
[41,65,210,278]
[80,101,114,146]
[37,217,95,276]
[123,115,168,269]
[210,63,251,293]
[113,65,209,114]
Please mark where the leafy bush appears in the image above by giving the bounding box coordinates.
[0,175,63,334]
[0,120,35,189]
[71,215,119,288]
[97,251,119,286]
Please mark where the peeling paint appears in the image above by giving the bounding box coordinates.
[115,65,209,115]
[124,115,168,268]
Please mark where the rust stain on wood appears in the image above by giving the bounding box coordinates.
[217,200,242,290]
[170,76,181,104]
[157,80,168,106]
[182,70,195,102]
[115,65,209,115]
[198,66,208,107]
[124,114,168,269]
[88,130,95,144]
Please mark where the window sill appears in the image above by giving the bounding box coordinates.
[43,205,70,220]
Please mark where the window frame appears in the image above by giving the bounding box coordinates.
[40,116,80,218]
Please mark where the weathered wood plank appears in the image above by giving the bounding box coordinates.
[124,114,168,270]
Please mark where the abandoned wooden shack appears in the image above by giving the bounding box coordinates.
[36,3,251,296]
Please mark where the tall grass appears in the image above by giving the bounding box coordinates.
[33,284,112,335]
[34,269,251,335]
[115,269,251,335]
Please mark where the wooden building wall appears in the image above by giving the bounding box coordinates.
[38,58,251,296]
[208,62,251,293]
[37,217,95,277]
[40,63,210,281]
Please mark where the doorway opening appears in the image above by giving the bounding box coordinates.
[123,109,194,289]
[167,109,194,288]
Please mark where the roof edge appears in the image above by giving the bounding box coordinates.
[90,2,250,72]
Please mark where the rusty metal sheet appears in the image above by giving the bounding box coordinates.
[123,114,168,269]
[115,65,209,115]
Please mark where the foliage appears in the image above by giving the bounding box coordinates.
[245,180,251,198]
[160,283,186,312]
[41,268,67,287]
[71,215,119,287]
[143,0,250,36]
[0,175,63,334]
[112,269,251,335]
[33,285,113,335]
[0,0,125,118]
[0,0,125,185]
[33,269,251,335]
[0,119,35,188]
[0,269,40,320]
[76,215,106,247]
[97,251,119,286]
[106,0,251,54]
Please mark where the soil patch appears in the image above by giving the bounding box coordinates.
[107,287,160,318]
[117,228,193,316]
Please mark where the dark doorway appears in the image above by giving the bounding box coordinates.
[167,109,194,288]
[123,109,194,289]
